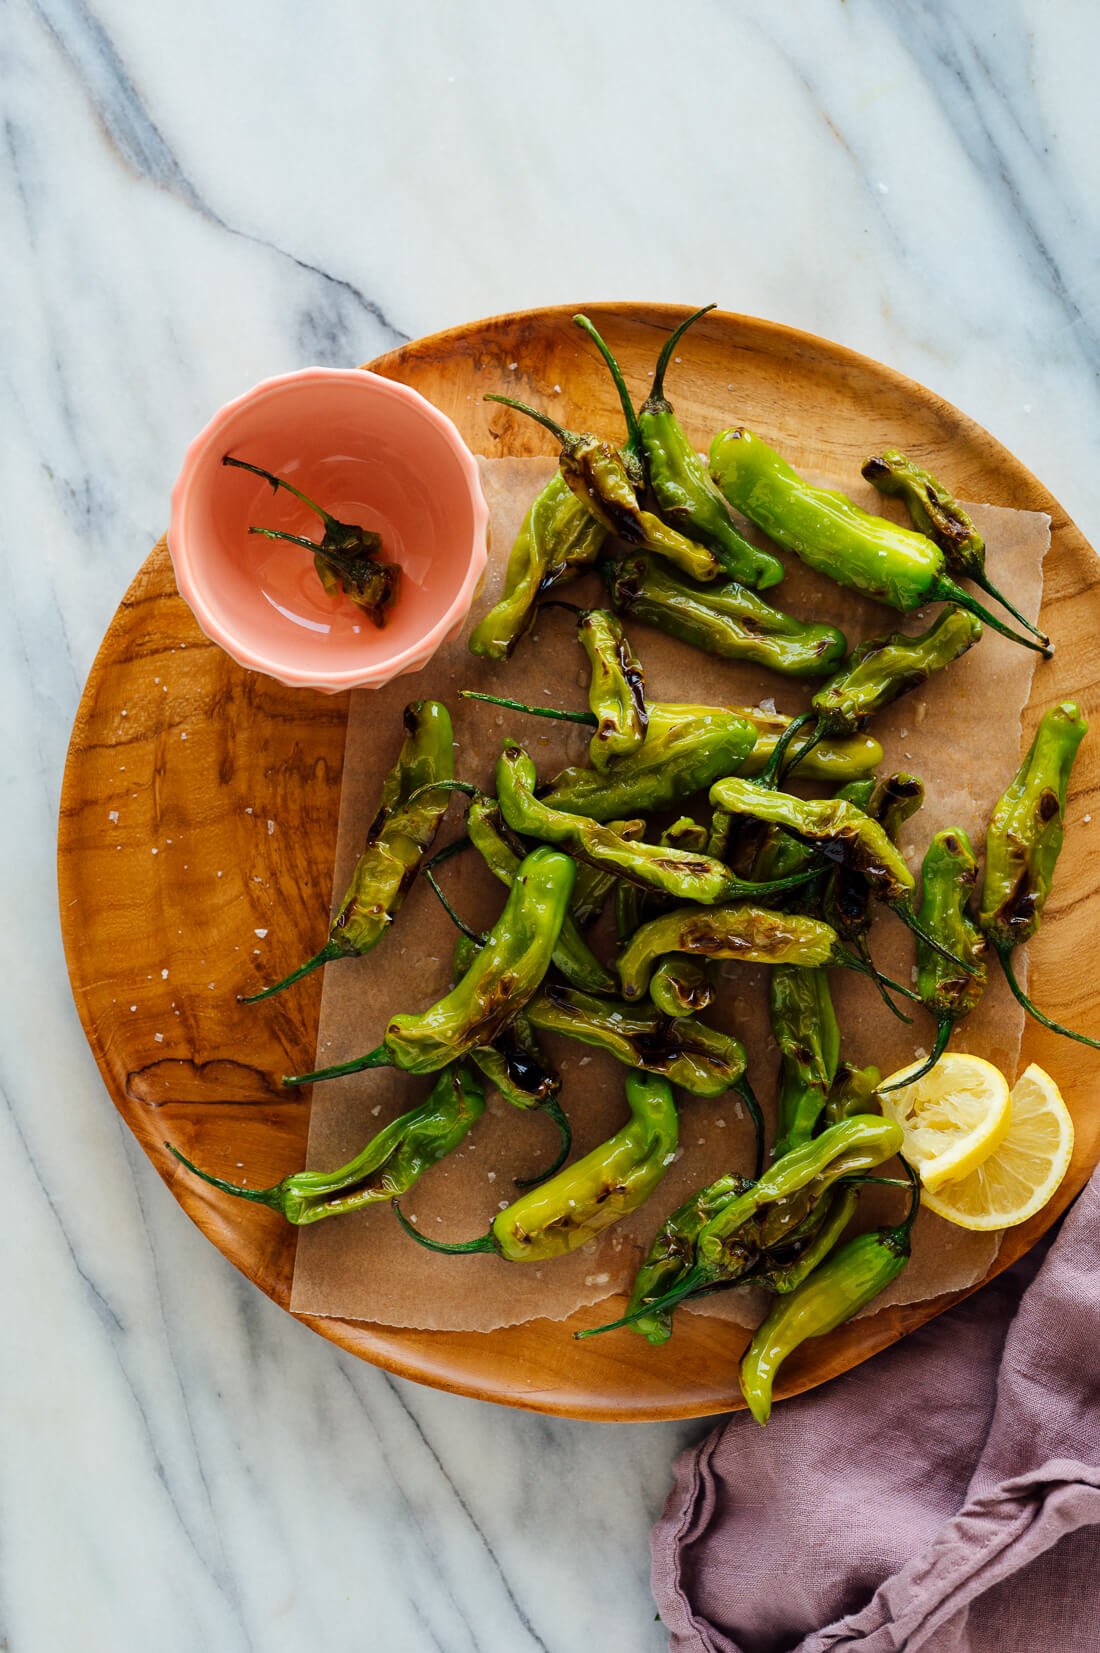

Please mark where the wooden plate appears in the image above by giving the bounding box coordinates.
[58,305,1100,1419]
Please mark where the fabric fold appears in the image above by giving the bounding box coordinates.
[652,1178,1100,1652]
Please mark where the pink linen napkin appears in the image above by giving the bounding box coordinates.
[651,1174,1100,1651]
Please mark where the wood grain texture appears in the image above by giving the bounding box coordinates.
[58,305,1100,1419]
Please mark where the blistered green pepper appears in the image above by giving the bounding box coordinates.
[739,1163,919,1425]
[578,608,647,769]
[709,775,965,966]
[468,472,607,660]
[285,846,576,1085]
[769,966,840,1159]
[579,1113,903,1339]
[755,1184,861,1296]
[526,983,749,1100]
[461,690,881,788]
[168,1063,485,1224]
[394,1073,679,1261]
[622,1173,754,1344]
[574,308,784,589]
[978,701,1098,1048]
[736,704,882,785]
[819,774,923,1018]
[605,553,847,678]
[465,792,614,994]
[862,448,1047,646]
[243,700,455,1003]
[810,607,983,738]
[649,956,714,1019]
[498,746,816,907]
[616,905,841,1002]
[882,828,989,1089]
[823,1060,882,1127]
[450,932,570,1184]
[709,428,1048,655]
[486,394,720,582]
[538,702,758,822]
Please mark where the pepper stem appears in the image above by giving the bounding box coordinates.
[458,689,597,727]
[994,941,1100,1049]
[392,1201,496,1254]
[876,1015,954,1092]
[835,941,916,1023]
[282,1044,392,1086]
[239,939,344,1004]
[733,866,823,900]
[735,1074,765,1180]
[484,393,571,447]
[166,1143,282,1208]
[896,1156,921,1239]
[651,305,717,403]
[424,845,486,943]
[892,900,979,975]
[757,710,817,790]
[934,576,1052,657]
[971,569,1049,645]
[222,455,339,528]
[572,314,644,467]
[247,526,324,552]
[514,1097,573,1188]
[573,1265,709,1340]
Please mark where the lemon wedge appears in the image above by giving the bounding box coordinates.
[917,1064,1074,1231]
[878,1052,1011,1193]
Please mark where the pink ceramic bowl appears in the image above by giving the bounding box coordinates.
[168,368,489,692]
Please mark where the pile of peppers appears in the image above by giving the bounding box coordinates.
[171,307,1094,1425]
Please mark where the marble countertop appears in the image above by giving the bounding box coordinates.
[8,2,1100,1647]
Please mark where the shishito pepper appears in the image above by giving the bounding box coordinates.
[739,1162,919,1425]
[525,983,749,1100]
[461,690,882,788]
[708,774,968,966]
[471,698,756,821]
[736,705,882,786]
[468,472,607,660]
[823,1060,882,1127]
[755,1184,861,1295]
[222,455,399,626]
[579,1113,903,1339]
[978,701,1099,1048]
[451,932,571,1185]
[819,773,924,1020]
[485,394,721,582]
[881,828,989,1089]
[709,428,1049,655]
[616,905,842,1002]
[769,966,840,1159]
[649,955,713,1019]
[243,700,455,1002]
[862,448,1047,646]
[464,792,615,994]
[622,1172,754,1345]
[498,746,816,907]
[393,1073,679,1261]
[284,846,576,1085]
[577,608,648,769]
[810,607,983,738]
[574,308,784,589]
[605,553,847,679]
[168,1063,485,1224]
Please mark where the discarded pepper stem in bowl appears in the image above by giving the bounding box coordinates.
[222,453,399,628]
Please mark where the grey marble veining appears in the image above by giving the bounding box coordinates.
[5,1,1099,1648]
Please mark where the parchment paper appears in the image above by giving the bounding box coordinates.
[290,457,1049,1330]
